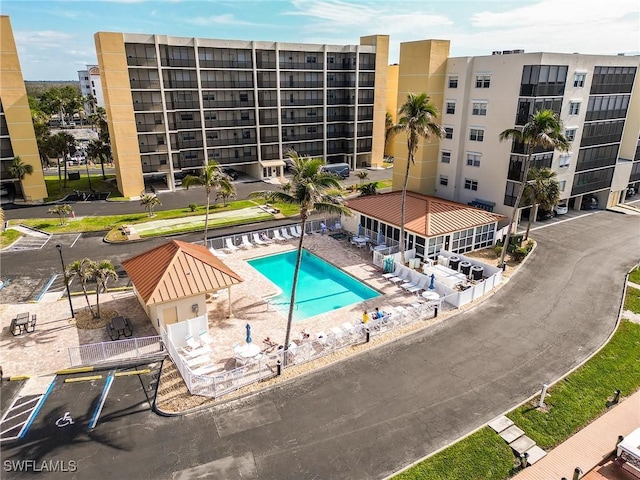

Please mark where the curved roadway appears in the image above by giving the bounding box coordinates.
[4,211,639,479]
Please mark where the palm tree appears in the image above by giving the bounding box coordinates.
[250,150,350,360]
[48,204,73,225]
[216,182,236,206]
[7,156,34,198]
[390,93,444,264]
[355,171,369,184]
[384,111,394,155]
[87,138,111,179]
[140,194,161,217]
[93,260,117,319]
[358,182,378,196]
[49,131,76,188]
[498,109,570,267]
[67,258,96,318]
[522,167,561,240]
[183,161,234,244]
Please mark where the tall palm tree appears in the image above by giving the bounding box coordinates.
[7,156,34,198]
[87,138,111,179]
[522,167,561,240]
[384,111,394,155]
[183,161,234,244]
[140,194,161,217]
[498,109,570,267]
[93,260,117,319]
[67,258,96,318]
[390,93,444,264]
[216,182,236,206]
[250,150,350,360]
[50,131,76,188]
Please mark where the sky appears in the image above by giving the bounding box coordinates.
[2,0,639,81]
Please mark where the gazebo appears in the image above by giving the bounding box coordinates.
[122,240,243,334]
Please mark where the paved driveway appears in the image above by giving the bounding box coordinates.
[2,211,639,479]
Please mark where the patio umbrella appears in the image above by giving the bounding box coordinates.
[245,323,252,343]
[429,274,436,290]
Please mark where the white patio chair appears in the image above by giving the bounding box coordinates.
[225,238,239,252]
[260,232,274,243]
[252,233,267,246]
[240,235,254,249]
[382,265,399,280]
[295,225,303,236]
[208,246,227,258]
[280,228,294,240]
[401,276,426,293]
[271,230,285,242]
[407,277,429,295]
[199,330,214,345]
[185,335,201,350]
[289,226,301,238]
[389,270,410,285]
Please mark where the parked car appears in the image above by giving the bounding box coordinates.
[581,195,598,210]
[554,204,569,215]
[536,209,556,220]
[283,158,295,171]
[222,168,239,180]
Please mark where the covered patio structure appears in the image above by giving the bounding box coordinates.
[122,240,243,334]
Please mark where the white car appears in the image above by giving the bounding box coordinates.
[554,204,568,215]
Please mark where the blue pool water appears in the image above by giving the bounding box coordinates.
[248,250,380,321]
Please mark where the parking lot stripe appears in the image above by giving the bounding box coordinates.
[64,375,102,383]
[18,378,55,439]
[114,369,150,377]
[89,371,114,430]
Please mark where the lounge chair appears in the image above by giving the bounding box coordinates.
[271,230,285,242]
[199,330,214,345]
[389,270,410,285]
[185,335,201,350]
[252,233,267,246]
[225,238,239,252]
[295,225,303,236]
[407,277,429,295]
[260,232,274,243]
[289,226,301,238]
[209,246,227,257]
[401,276,425,293]
[240,235,253,249]
[330,222,342,232]
[382,266,399,280]
[280,228,294,240]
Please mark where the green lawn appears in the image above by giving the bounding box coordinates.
[394,427,515,480]
[624,286,640,313]
[507,320,640,449]
[0,229,22,249]
[44,173,119,201]
[629,266,640,285]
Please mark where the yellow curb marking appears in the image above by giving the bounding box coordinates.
[64,375,103,383]
[57,366,94,375]
[9,375,31,381]
[115,369,150,377]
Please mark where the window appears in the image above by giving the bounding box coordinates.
[439,175,448,186]
[472,102,487,116]
[239,93,249,102]
[469,128,484,142]
[441,151,451,163]
[475,74,491,88]
[446,102,456,115]
[569,102,581,115]
[573,73,586,88]
[566,128,577,141]
[464,178,478,191]
[559,180,566,191]
[444,127,453,139]
[448,76,458,88]
[466,152,481,167]
[559,153,571,168]
[306,55,317,63]
[241,111,250,120]
[307,126,317,133]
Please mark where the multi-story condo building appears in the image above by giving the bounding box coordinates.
[95,32,389,197]
[392,40,640,220]
[77,64,105,114]
[0,15,47,203]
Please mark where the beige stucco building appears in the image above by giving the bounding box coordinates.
[391,41,640,220]
[0,15,47,203]
[95,31,390,197]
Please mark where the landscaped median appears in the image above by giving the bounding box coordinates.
[394,285,640,479]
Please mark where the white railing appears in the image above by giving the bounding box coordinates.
[68,336,164,367]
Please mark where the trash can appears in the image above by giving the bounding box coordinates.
[460,261,472,276]
[448,256,461,271]
[68,172,80,181]
[471,265,484,280]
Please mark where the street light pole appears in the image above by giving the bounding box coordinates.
[56,244,75,318]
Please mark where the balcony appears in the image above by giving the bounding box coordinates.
[205,118,255,128]
[328,115,355,122]
[260,135,280,143]
[327,146,353,155]
[257,81,278,88]
[134,103,163,112]
[327,98,355,106]
[161,59,196,68]
[175,140,204,149]
[282,133,323,142]
[207,137,257,147]
[283,98,323,106]
[327,130,353,138]
[168,121,202,130]
[203,100,255,109]
[139,144,168,153]
[327,63,356,71]
[166,101,200,110]
[281,116,323,124]
[136,124,165,133]
[126,57,157,67]
[130,80,161,89]
[327,81,356,88]
[279,62,324,70]
[163,80,198,89]
[258,117,278,126]
[281,81,324,89]
[201,81,254,89]
[199,60,253,69]
[256,61,276,69]
[258,98,278,107]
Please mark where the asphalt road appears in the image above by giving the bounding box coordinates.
[2,210,639,479]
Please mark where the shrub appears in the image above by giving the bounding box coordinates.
[494,245,503,258]
[511,246,529,263]
[188,203,198,212]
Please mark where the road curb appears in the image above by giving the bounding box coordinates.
[56,366,94,375]
[8,375,31,381]
[64,375,103,383]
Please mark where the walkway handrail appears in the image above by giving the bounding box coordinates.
[67,335,164,367]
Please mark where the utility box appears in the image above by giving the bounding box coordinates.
[68,172,80,181]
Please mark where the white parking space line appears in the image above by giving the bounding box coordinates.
[527,211,599,232]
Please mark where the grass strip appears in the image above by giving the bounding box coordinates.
[629,266,640,285]
[1,229,22,249]
[625,286,640,312]
[508,320,640,450]
[394,427,515,480]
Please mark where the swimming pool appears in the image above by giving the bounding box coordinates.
[248,249,380,321]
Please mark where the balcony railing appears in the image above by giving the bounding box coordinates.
[279,62,324,70]
[205,118,255,128]
[166,101,200,110]
[203,101,255,109]
[207,137,257,147]
[281,81,324,88]
[201,81,254,89]
[163,80,198,89]
[281,116,323,124]
[134,103,164,112]
[199,60,253,69]
[130,80,161,89]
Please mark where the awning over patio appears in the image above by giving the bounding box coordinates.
[259,159,285,168]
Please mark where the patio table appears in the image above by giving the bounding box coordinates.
[236,343,261,358]
[10,312,30,336]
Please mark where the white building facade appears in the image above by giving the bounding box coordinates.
[77,64,105,114]
[434,51,640,218]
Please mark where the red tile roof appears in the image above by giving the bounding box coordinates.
[346,191,505,237]
[121,240,243,305]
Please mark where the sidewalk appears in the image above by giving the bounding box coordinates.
[513,389,640,480]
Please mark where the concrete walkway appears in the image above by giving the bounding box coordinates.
[513,390,640,480]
